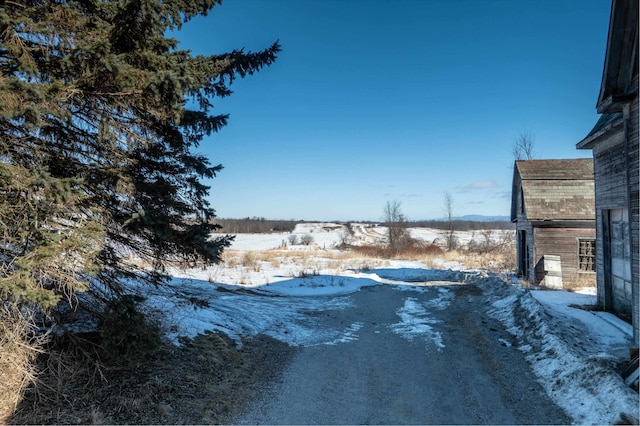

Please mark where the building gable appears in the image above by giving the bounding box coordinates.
[511,159,595,222]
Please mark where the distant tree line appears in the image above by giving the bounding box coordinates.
[214,217,514,234]
[214,218,299,233]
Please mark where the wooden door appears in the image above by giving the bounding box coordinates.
[605,209,632,317]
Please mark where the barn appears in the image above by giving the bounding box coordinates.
[576,0,638,345]
[511,159,596,288]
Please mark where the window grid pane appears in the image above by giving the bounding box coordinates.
[578,239,596,272]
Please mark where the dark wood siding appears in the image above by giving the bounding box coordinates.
[628,86,639,342]
[581,0,639,344]
[593,136,627,208]
[512,163,596,285]
[533,227,597,286]
[593,129,627,308]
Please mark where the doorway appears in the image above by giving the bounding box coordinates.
[603,209,632,317]
[518,230,529,279]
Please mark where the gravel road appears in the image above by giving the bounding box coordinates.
[231,283,572,425]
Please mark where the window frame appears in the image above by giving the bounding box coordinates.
[577,238,596,273]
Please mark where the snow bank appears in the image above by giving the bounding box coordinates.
[139,277,372,347]
[473,275,639,425]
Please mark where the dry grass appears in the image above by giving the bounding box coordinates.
[562,274,597,292]
[446,249,516,272]
[219,239,515,282]
[222,249,389,278]
[347,242,515,274]
[0,304,48,424]
[9,332,295,425]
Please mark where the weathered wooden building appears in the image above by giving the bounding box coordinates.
[511,159,596,288]
[576,0,639,345]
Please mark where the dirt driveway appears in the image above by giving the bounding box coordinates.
[231,283,572,425]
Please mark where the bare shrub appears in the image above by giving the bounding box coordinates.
[443,192,457,251]
[288,234,298,245]
[299,234,314,246]
[461,231,516,272]
[0,304,47,423]
[383,200,412,252]
[467,230,512,254]
[337,229,353,248]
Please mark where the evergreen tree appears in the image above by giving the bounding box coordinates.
[0,1,279,310]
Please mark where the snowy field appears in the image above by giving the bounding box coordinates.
[210,222,512,252]
[130,223,637,424]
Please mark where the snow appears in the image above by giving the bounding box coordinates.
[391,297,445,350]
[214,224,514,252]
[365,266,464,283]
[531,289,632,357]
[254,274,378,297]
[390,288,454,351]
[474,274,638,425]
[140,277,361,347]
[409,227,513,248]
[217,232,291,251]
[116,223,638,425]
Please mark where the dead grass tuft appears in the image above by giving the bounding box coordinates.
[0,304,48,424]
[241,251,260,272]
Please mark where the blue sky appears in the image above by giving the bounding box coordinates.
[175,0,610,222]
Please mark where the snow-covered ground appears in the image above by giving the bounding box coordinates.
[474,274,638,425]
[129,223,637,424]
[211,222,513,252]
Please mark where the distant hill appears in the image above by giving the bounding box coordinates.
[411,216,514,231]
[430,215,511,222]
[456,215,511,222]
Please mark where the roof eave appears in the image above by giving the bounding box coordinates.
[596,93,637,114]
[577,115,624,150]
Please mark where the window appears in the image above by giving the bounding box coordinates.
[578,239,596,272]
